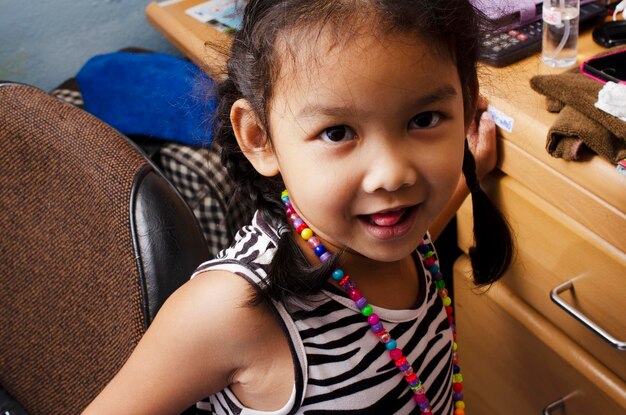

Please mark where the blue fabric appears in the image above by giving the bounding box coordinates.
[76,52,216,147]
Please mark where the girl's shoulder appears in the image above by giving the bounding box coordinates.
[170,270,294,407]
[171,269,271,347]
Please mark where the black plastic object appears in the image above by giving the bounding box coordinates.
[593,20,626,47]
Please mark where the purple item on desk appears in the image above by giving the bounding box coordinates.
[471,0,594,30]
[471,0,540,27]
[76,52,216,147]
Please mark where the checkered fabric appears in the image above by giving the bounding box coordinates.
[51,80,253,258]
[158,143,253,258]
[51,88,84,108]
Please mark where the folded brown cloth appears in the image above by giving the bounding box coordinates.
[530,46,626,164]
[548,105,620,160]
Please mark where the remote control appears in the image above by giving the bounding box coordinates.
[479,2,608,67]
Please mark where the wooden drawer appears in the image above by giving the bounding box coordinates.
[457,173,626,382]
[454,256,626,414]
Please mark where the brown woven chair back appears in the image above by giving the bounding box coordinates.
[0,83,208,414]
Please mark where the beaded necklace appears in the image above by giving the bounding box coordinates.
[281,190,466,414]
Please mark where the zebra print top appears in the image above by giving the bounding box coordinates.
[191,212,454,415]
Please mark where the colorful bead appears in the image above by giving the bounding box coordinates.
[429,264,439,273]
[403,367,414,376]
[413,393,426,404]
[342,278,356,291]
[433,271,443,281]
[442,297,452,307]
[370,322,384,333]
[360,304,373,316]
[454,409,465,415]
[390,348,403,360]
[380,332,391,343]
[367,314,379,325]
[292,218,304,229]
[314,245,327,256]
[319,252,332,262]
[405,373,417,383]
[332,269,344,281]
[453,392,464,401]
[286,206,296,216]
[455,401,465,409]
[349,289,363,301]
[417,244,430,254]
[355,297,368,309]
[436,280,446,289]
[394,357,407,367]
[385,339,397,350]
[307,236,321,248]
[301,228,313,240]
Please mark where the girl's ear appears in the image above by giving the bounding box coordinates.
[230,98,280,177]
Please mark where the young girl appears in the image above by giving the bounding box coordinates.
[84,0,512,414]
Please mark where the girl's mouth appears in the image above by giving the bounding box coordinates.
[368,208,407,226]
[358,206,418,240]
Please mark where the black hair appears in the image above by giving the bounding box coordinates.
[214,0,513,304]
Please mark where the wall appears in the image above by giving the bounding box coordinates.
[0,0,179,91]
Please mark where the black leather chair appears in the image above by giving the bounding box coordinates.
[0,82,209,414]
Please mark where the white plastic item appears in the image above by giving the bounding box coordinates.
[614,0,626,21]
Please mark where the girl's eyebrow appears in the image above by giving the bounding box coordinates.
[295,85,459,120]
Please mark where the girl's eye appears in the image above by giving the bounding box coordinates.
[409,112,442,129]
[319,125,356,143]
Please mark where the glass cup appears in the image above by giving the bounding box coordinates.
[541,0,580,68]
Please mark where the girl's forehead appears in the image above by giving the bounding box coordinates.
[266,30,462,126]
[271,29,455,96]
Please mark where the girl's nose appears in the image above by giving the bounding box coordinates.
[361,141,417,193]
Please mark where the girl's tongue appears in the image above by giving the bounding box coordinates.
[368,209,405,226]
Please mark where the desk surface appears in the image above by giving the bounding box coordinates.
[146,0,626,254]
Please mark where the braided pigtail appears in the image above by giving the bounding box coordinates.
[462,141,513,285]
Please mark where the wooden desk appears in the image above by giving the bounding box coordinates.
[146,2,626,412]
[146,0,232,79]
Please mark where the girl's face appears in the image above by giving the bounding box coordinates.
[267,31,466,263]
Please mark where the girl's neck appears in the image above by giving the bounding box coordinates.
[293,231,420,309]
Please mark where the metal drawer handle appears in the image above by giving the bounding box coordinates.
[551,279,626,351]
[543,397,565,414]
[543,392,578,415]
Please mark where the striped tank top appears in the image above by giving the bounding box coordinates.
[191,212,454,415]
